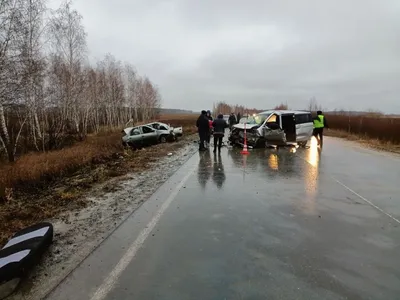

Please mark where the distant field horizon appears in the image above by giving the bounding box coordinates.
[159,107,400,117]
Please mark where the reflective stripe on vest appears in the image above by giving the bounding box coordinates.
[314,115,324,128]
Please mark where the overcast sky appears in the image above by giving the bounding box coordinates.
[49,0,400,113]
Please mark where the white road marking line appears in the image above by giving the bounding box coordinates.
[300,151,400,225]
[90,166,196,300]
[332,177,400,225]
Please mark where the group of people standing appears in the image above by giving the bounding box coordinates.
[196,110,229,153]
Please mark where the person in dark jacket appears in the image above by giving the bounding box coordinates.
[212,114,229,153]
[313,110,329,148]
[196,110,209,151]
[228,113,237,130]
[236,112,241,124]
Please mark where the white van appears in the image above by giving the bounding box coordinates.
[229,110,314,148]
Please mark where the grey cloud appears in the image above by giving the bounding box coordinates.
[50,0,400,112]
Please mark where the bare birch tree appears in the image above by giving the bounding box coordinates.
[18,0,46,150]
[0,0,162,162]
[0,0,25,162]
[48,0,87,137]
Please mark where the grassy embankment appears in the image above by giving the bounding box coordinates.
[0,114,198,245]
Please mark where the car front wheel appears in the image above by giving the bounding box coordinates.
[159,136,168,143]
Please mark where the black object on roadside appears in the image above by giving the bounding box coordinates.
[0,222,54,299]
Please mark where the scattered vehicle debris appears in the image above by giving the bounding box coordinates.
[122,124,178,149]
[0,223,53,299]
[229,110,314,148]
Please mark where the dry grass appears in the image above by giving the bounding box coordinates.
[0,117,196,194]
[0,118,197,245]
[326,114,400,144]
[0,132,123,192]
[325,129,400,154]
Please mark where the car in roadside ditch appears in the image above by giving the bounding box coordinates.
[147,122,183,137]
[229,110,314,148]
[122,124,177,149]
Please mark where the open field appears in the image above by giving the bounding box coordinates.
[326,114,400,144]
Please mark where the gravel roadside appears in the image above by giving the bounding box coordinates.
[7,138,199,300]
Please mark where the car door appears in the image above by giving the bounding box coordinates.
[128,127,143,147]
[257,113,276,135]
[141,125,159,146]
[254,113,273,135]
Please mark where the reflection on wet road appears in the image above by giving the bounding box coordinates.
[48,138,400,300]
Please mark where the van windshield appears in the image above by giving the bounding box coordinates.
[240,113,269,125]
[252,113,269,125]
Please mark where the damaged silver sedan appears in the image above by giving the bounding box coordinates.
[228,110,314,148]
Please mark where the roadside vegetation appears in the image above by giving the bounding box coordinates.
[0,0,161,166]
[325,114,400,145]
[0,116,197,245]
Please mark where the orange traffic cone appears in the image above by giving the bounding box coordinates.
[241,122,250,155]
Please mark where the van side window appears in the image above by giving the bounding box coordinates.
[266,114,280,125]
[295,113,313,124]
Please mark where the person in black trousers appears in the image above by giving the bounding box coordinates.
[212,114,229,153]
[313,110,329,148]
[196,110,209,151]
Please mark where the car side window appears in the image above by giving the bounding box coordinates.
[142,126,154,134]
[131,129,141,135]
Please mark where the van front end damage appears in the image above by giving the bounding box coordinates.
[229,126,265,148]
[229,125,288,148]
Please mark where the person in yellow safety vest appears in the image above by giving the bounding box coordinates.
[313,110,329,147]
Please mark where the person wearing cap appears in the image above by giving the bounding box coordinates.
[212,114,229,153]
[196,110,209,151]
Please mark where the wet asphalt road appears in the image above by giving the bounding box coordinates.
[47,137,400,300]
